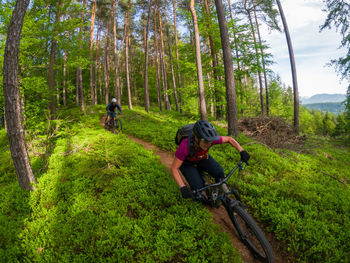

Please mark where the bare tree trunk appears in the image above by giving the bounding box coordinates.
[3,0,37,191]
[172,0,183,113]
[63,48,67,106]
[125,0,132,109]
[157,6,170,110]
[143,0,153,112]
[253,3,269,115]
[95,15,101,104]
[276,0,299,134]
[112,0,120,105]
[215,0,239,136]
[166,23,179,111]
[153,11,162,111]
[77,0,86,113]
[104,16,111,105]
[48,0,63,119]
[190,0,207,120]
[89,0,96,105]
[75,70,79,106]
[245,1,264,116]
[204,0,222,119]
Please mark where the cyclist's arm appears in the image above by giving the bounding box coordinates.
[171,157,186,187]
[221,136,243,152]
[116,104,122,113]
[106,104,111,112]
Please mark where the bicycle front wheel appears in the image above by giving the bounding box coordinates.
[227,202,274,263]
[115,118,122,133]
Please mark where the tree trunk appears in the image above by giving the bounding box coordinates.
[172,0,183,113]
[89,0,96,105]
[63,48,67,106]
[215,0,239,136]
[190,0,207,120]
[77,0,86,113]
[125,0,132,109]
[204,0,222,119]
[3,0,37,191]
[157,6,170,110]
[112,0,120,105]
[153,10,162,111]
[143,0,153,112]
[245,0,264,116]
[48,0,62,119]
[104,16,111,105]
[253,3,269,115]
[166,22,179,111]
[95,15,101,104]
[276,0,299,134]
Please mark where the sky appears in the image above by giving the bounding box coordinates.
[260,0,348,98]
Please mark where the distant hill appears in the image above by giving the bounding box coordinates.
[301,93,346,104]
[303,102,345,114]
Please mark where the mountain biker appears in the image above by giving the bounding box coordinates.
[171,120,250,199]
[106,98,122,126]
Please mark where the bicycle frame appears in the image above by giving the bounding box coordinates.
[192,161,244,195]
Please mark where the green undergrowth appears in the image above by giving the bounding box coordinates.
[0,106,240,262]
[119,106,350,263]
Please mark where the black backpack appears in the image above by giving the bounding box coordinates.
[175,123,195,156]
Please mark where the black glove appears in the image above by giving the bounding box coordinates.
[180,186,194,199]
[240,150,250,165]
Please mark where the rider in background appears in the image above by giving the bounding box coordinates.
[106,98,122,125]
[171,120,250,199]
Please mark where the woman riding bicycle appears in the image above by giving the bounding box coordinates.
[106,98,122,125]
[171,120,250,199]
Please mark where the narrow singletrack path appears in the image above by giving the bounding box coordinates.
[100,115,292,263]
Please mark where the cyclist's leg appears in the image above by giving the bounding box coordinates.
[179,163,204,191]
[197,155,225,182]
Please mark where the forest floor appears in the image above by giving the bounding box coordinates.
[100,115,294,263]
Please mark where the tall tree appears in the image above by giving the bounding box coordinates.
[172,0,183,113]
[48,0,63,119]
[276,0,299,134]
[143,0,153,112]
[153,8,162,111]
[189,0,207,120]
[112,0,121,105]
[3,0,37,191]
[104,16,111,105]
[214,0,239,136]
[124,0,132,109]
[89,0,97,105]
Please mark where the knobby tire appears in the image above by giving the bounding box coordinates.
[226,202,274,263]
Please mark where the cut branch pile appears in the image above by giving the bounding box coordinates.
[239,117,306,149]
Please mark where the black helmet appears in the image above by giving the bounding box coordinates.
[193,120,220,142]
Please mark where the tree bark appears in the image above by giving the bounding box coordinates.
[190,0,207,120]
[124,0,132,109]
[157,5,170,110]
[95,15,101,104]
[77,0,86,113]
[143,0,153,112]
[63,48,67,106]
[215,0,239,136]
[153,10,162,111]
[3,0,37,191]
[112,0,121,105]
[48,0,63,119]
[89,0,96,105]
[104,16,111,105]
[172,0,183,113]
[276,0,299,134]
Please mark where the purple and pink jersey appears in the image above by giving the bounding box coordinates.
[175,136,223,162]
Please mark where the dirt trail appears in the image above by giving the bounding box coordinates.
[100,116,290,263]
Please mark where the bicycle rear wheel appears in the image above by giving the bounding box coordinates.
[226,201,274,263]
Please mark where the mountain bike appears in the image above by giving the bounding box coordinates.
[192,161,274,263]
[104,113,122,134]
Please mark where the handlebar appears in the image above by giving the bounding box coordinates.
[192,161,245,194]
